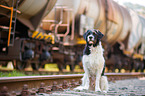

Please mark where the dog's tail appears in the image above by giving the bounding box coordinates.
[100,76,109,93]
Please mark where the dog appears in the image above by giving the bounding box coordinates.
[74,29,108,93]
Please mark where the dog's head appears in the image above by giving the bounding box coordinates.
[83,29,104,46]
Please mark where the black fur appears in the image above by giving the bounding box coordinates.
[83,45,91,55]
[101,64,105,76]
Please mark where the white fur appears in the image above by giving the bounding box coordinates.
[100,76,109,93]
[74,42,109,93]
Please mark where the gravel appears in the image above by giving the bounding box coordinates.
[38,77,145,96]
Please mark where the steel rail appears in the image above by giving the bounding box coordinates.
[0,73,144,83]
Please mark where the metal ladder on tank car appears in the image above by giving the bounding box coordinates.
[0,0,19,46]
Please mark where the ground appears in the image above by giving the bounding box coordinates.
[37,77,145,96]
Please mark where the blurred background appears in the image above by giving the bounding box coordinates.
[0,0,145,76]
[114,0,145,17]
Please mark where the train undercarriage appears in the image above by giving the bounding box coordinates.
[0,36,144,72]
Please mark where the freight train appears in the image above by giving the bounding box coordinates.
[0,0,145,72]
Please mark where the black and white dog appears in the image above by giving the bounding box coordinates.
[74,29,108,93]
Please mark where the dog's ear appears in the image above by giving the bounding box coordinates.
[95,30,104,40]
[83,30,89,40]
[83,32,87,40]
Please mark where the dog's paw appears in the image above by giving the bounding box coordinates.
[74,86,89,91]
[74,86,84,91]
[95,88,101,92]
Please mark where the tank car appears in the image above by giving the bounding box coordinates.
[0,0,57,70]
[41,0,145,72]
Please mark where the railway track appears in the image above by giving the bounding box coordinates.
[0,72,145,95]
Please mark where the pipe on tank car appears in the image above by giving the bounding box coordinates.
[63,9,70,38]
[49,6,66,31]
[50,7,74,42]
[71,11,75,40]
[55,9,70,42]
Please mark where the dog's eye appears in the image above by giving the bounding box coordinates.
[88,32,90,35]
[93,32,96,35]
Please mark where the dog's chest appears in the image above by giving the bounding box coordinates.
[83,46,104,74]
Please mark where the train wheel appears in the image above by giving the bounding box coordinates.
[3,61,8,67]
[16,60,26,70]
[40,63,45,68]
[135,64,139,72]
[134,60,139,72]
[70,64,75,72]
[140,62,144,72]
[130,63,134,72]
[130,59,134,72]
[57,64,63,72]
[135,68,139,72]
[31,62,40,70]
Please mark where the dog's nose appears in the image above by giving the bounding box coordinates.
[89,36,93,40]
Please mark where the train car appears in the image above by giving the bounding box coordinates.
[0,0,57,70]
[41,0,145,71]
[0,0,145,72]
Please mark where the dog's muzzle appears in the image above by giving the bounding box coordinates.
[87,35,95,44]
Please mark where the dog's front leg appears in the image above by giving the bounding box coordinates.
[82,56,90,90]
[95,70,102,92]
[74,69,90,90]
[74,58,90,90]
[83,69,90,90]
